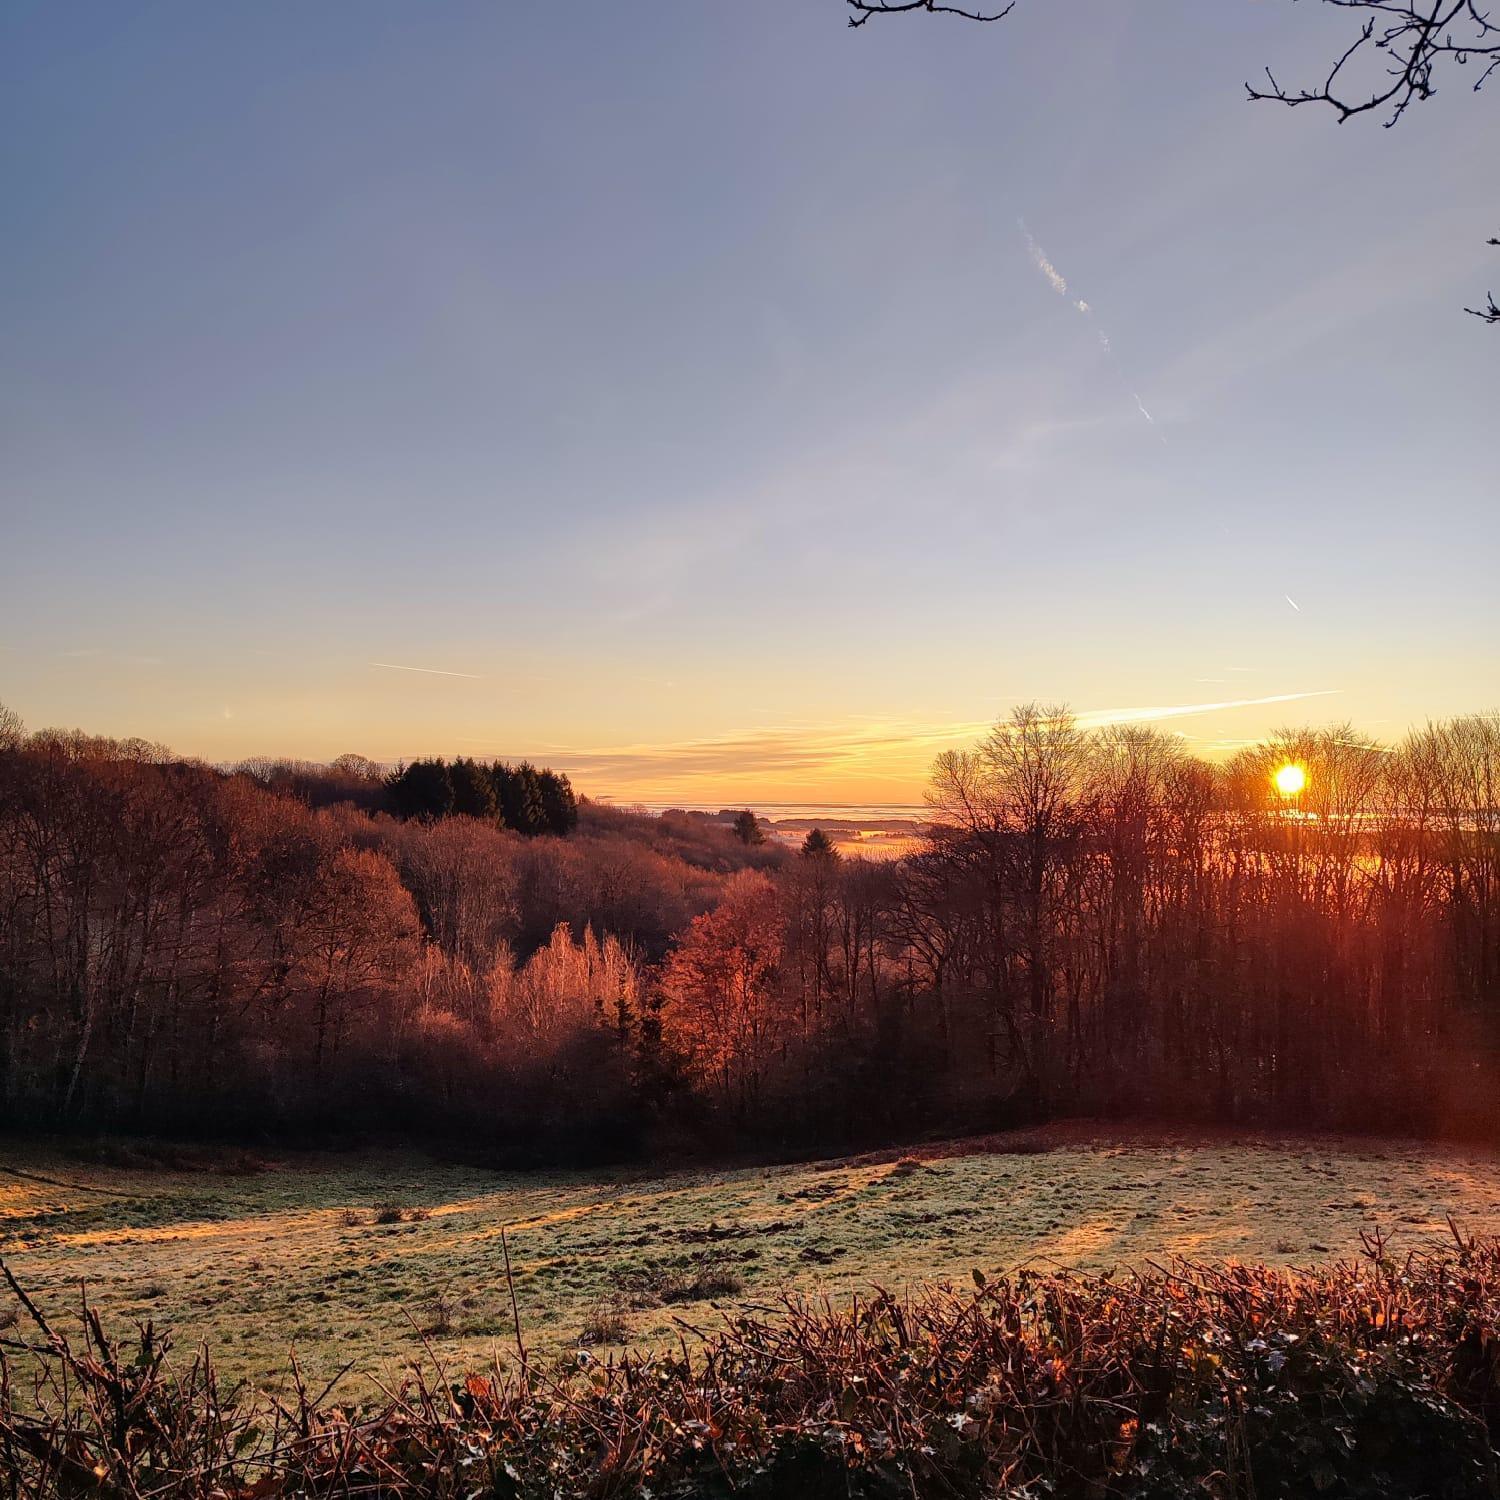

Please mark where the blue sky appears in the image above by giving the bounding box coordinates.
[3,0,1496,799]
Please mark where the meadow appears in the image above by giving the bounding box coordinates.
[6,1125,1500,1399]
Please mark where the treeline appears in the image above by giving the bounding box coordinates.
[0,710,774,1153]
[229,753,579,836]
[641,704,1497,1145]
[0,701,1497,1155]
[386,757,578,835]
[660,709,1500,1145]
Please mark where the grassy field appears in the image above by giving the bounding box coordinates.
[5,1126,1500,1398]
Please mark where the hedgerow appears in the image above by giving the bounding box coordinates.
[4,1226,1499,1498]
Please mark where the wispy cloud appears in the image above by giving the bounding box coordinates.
[56,648,164,666]
[454,691,1345,795]
[454,720,995,787]
[370,661,483,680]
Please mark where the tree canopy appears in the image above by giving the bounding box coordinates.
[386,758,578,836]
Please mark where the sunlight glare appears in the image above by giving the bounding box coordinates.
[1273,762,1307,798]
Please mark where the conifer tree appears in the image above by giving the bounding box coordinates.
[386,759,454,822]
[733,810,764,846]
[801,827,836,859]
[491,761,549,836]
[539,769,579,835]
[450,756,500,822]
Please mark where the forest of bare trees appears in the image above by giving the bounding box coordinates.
[0,702,1496,1157]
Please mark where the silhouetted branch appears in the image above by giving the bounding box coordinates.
[1467,234,1500,320]
[847,0,1014,28]
[1239,4,1500,327]
[1245,1,1499,125]
[844,0,1499,326]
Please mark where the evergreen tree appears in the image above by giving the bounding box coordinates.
[514,761,548,835]
[386,759,454,822]
[539,770,579,835]
[801,827,837,859]
[450,756,500,822]
[491,761,548,836]
[732,809,764,846]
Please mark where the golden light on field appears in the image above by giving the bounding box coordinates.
[1273,762,1307,798]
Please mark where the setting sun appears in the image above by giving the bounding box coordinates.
[1273,762,1308,798]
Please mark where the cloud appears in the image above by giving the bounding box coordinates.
[451,692,1345,795]
[370,661,483,680]
[56,649,164,666]
[455,719,997,789]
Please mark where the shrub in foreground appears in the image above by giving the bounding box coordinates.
[3,1229,1500,1497]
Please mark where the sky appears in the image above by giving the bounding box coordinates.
[3,1,1496,803]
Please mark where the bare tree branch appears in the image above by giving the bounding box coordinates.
[847,0,1015,28]
[1244,0,1500,125]
[846,0,1498,326]
[1467,236,1500,320]
[1241,3,1500,325]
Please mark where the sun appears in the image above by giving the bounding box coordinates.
[1273,762,1307,798]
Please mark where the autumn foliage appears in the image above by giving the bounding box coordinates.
[0,702,1497,1152]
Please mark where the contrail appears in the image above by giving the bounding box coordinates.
[1074,688,1341,729]
[1284,595,1301,613]
[1021,222,1162,441]
[370,662,484,679]
[1331,738,1394,753]
[1025,231,1069,296]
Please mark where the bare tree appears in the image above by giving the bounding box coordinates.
[848,0,1499,117]
[1245,0,1499,125]
[845,0,1499,323]
[1245,1,1499,322]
